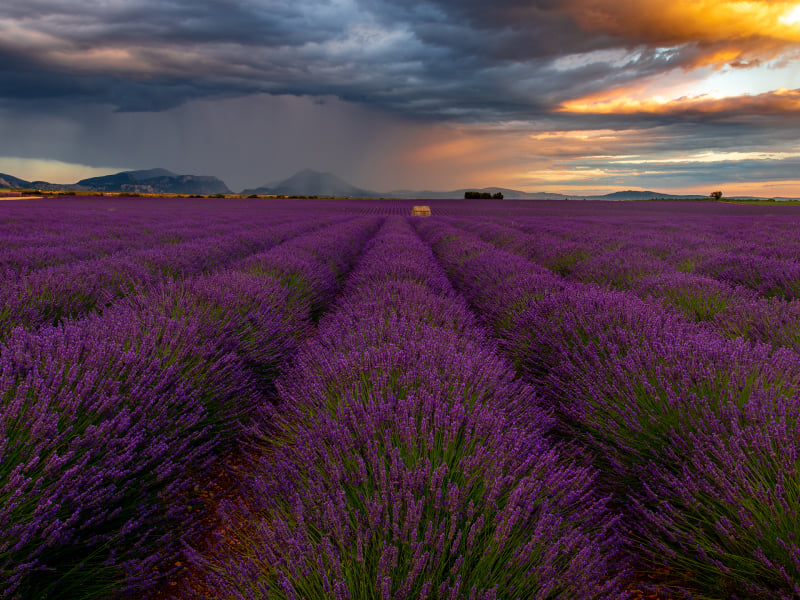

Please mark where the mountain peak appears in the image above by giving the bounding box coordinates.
[243,169,379,197]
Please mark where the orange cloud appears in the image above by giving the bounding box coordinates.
[562,0,800,44]
[558,86,800,115]
[406,137,485,163]
[557,0,800,70]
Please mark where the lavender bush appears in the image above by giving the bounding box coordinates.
[448,214,800,355]
[0,216,380,599]
[6,197,800,599]
[189,217,627,599]
[415,216,800,598]
[0,313,227,598]
[0,218,330,339]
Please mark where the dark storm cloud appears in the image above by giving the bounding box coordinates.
[0,0,689,117]
[0,48,246,111]
[3,0,800,195]
[2,0,800,120]
[1,0,333,46]
[0,0,373,111]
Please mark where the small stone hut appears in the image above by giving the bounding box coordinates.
[411,205,432,216]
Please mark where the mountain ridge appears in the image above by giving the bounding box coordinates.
[0,169,229,195]
[242,169,379,197]
[244,170,713,200]
[0,168,787,200]
[78,169,230,194]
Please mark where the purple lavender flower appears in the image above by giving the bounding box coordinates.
[1,214,381,598]
[192,217,627,599]
[414,215,800,598]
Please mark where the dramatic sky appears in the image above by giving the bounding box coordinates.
[2,0,800,195]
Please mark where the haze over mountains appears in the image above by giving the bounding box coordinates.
[242,169,376,198]
[242,169,710,200]
[0,167,753,200]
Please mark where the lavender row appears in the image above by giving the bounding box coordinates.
[0,218,334,339]
[444,216,746,322]
[415,218,800,599]
[447,216,800,353]
[511,213,800,301]
[0,216,269,280]
[509,211,800,267]
[0,214,296,275]
[187,216,627,599]
[0,217,381,599]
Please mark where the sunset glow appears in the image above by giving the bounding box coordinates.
[780,4,800,24]
[558,88,800,115]
[1,0,800,196]
[562,0,800,44]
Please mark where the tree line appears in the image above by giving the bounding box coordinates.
[464,191,504,199]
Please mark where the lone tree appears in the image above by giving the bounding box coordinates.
[710,190,723,200]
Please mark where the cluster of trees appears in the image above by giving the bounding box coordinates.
[464,191,504,199]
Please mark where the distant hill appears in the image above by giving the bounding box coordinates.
[389,188,717,201]
[241,172,741,200]
[243,171,570,199]
[3,167,794,201]
[242,169,380,197]
[589,190,707,201]
[27,181,84,192]
[389,187,712,201]
[78,169,230,195]
[2,168,231,194]
[0,172,33,189]
[387,187,568,200]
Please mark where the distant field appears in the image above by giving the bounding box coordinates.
[721,198,800,205]
[3,196,800,599]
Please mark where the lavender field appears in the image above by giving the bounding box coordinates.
[3,196,800,599]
